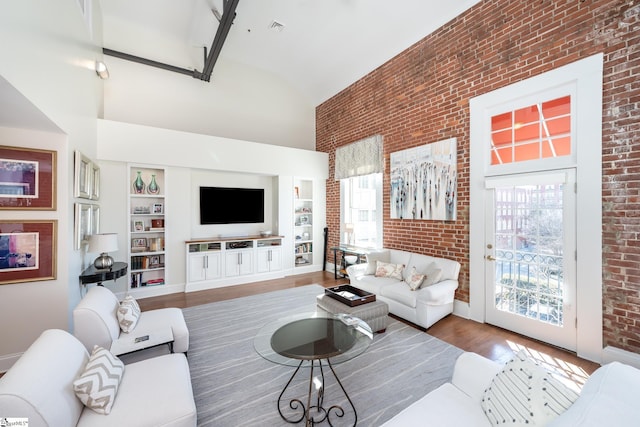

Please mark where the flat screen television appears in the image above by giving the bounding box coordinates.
[199,186,265,224]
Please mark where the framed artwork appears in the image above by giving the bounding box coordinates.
[74,150,92,199]
[74,203,92,250]
[0,146,56,210]
[390,137,457,221]
[90,204,100,235]
[133,220,144,232]
[90,162,100,200]
[0,220,57,285]
[152,203,164,214]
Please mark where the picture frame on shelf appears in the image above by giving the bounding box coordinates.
[74,150,92,199]
[74,203,92,250]
[149,255,161,268]
[131,237,148,252]
[152,203,163,214]
[133,220,144,232]
[0,146,56,210]
[0,220,57,285]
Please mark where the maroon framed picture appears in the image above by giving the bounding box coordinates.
[0,220,57,285]
[0,146,56,210]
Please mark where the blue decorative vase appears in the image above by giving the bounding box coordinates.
[133,171,145,194]
[147,174,160,194]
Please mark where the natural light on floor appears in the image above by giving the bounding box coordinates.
[507,341,590,393]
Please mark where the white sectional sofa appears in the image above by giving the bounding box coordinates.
[382,351,640,426]
[346,248,461,329]
[0,329,197,427]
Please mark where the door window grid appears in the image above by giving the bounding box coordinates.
[493,183,565,326]
[491,96,571,165]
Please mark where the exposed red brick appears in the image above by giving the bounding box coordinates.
[316,0,640,353]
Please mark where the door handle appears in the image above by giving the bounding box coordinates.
[486,255,496,261]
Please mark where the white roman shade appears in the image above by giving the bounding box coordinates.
[334,134,383,180]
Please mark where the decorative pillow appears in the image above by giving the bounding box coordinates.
[422,268,443,287]
[481,350,579,426]
[117,294,140,333]
[374,260,404,280]
[405,266,426,290]
[365,250,390,275]
[73,345,125,415]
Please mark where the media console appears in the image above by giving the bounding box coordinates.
[185,235,284,292]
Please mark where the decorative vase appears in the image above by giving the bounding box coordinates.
[147,174,160,194]
[133,171,145,194]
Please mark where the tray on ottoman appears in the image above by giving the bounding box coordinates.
[325,284,376,307]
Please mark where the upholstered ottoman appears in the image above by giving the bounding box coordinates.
[316,293,389,332]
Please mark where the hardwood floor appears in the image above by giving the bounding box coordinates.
[139,271,600,388]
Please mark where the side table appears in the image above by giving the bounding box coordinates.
[79,262,128,293]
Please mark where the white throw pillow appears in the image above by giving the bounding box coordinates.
[73,345,125,415]
[117,294,141,333]
[481,350,579,426]
[421,262,443,287]
[365,250,390,275]
[405,266,426,290]
[375,260,404,280]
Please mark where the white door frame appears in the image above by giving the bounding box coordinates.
[469,54,603,363]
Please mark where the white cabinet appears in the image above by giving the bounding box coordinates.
[185,236,283,292]
[224,240,255,277]
[128,166,166,290]
[257,237,282,272]
[188,251,221,282]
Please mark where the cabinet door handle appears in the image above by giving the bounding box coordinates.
[204,255,208,269]
[268,250,272,262]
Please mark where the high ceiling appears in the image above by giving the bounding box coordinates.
[99,0,481,105]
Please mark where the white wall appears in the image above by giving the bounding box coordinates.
[0,0,104,371]
[101,14,316,150]
[96,120,328,297]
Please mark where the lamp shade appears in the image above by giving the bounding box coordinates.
[87,233,119,254]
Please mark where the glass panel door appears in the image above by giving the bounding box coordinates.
[485,170,576,351]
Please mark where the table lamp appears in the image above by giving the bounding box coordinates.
[88,233,119,269]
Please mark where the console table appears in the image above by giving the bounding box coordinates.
[79,262,128,292]
[331,246,369,279]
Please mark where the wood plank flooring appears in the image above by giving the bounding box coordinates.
[139,271,600,386]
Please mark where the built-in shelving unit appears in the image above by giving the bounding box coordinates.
[293,178,313,268]
[127,165,166,291]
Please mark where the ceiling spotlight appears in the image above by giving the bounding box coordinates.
[95,60,109,79]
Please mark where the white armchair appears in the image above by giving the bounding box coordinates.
[73,286,189,358]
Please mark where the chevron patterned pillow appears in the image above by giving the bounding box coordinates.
[481,350,579,426]
[73,345,125,414]
[117,294,141,332]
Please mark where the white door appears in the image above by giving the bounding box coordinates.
[485,170,577,351]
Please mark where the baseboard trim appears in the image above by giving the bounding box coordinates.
[453,299,470,319]
[602,345,640,369]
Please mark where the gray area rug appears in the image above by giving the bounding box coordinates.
[183,284,463,426]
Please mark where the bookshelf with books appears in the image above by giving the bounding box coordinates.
[128,165,166,290]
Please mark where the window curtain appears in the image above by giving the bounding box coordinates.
[334,134,383,180]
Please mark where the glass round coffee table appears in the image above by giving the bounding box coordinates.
[254,311,373,426]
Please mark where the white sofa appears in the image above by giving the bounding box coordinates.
[382,352,640,426]
[73,285,189,357]
[346,248,461,329]
[0,329,197,427]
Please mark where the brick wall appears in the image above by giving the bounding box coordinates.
[316,0,640,353]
